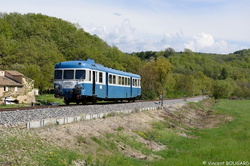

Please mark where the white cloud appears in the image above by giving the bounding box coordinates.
[86,21,240,54]
[184,33,230,54]
[1,0,249,54]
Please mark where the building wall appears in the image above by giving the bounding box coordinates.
[0,71,4,76]
[0,77,35,104]
[0,87,4,103]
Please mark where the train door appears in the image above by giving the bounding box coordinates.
[106,72,109,98]
[92,71,96,95]
[130,77,133,97]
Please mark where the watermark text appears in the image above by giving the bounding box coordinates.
[202,161,249,166]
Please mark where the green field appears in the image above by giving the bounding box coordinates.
[0,99,249,165]
[151,100,250,166]
[36,94,65,105]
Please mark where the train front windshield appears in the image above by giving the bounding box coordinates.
[54,70,86,80]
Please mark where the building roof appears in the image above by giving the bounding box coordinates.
[0,76,23,86]
[5,70,24,76]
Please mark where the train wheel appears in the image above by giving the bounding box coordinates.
[82,98,88,105]
[64,98,70,105]
[92,98,97,104]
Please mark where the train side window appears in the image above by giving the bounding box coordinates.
[122,77,125,85]
[75,70,86,79]
[99,72,103,83]
[119,76,122,85]
[64,70,74,79]
[125,77,127,85]
[54,70,62,79]
[88,70,91,81]
[113,75,116,84]
[94,71,96,82]
[109,74,112,84]
[128,78,130,86]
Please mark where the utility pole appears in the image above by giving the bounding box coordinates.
[160,91,163,107]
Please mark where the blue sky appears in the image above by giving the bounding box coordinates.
[1,0,249,54]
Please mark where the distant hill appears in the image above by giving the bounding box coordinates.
[0,13,142,91]
[130,48,250,99]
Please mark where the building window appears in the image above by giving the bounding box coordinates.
[15,87,18,92]
[4,86,8,91]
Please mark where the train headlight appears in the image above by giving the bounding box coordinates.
[74,85,82,89]
[54,84,62,89]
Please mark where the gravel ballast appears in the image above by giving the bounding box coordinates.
[0,96,207,127]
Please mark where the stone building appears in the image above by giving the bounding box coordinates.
[0,71,35,104]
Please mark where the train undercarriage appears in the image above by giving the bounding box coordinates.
[63,95,137,105]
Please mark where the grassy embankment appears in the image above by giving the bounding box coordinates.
[0,99,249,165]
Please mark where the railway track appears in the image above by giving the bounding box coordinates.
[0,96,206,112]
[0,96,208,128]
[0,101,131,112]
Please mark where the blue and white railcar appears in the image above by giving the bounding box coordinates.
[54,59,141,105]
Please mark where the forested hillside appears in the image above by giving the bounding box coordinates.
[0,13,249,99]
[132,48,250,99]
[0,13,142,92]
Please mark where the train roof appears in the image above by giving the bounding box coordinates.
[55,59,140,78]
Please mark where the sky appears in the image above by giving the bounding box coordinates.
[1,0,250,54]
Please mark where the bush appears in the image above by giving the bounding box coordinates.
[141,89,157,100]
[212,79,236,99]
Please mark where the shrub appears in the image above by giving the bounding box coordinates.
[212,79,236,99]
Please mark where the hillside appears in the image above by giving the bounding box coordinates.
[0,13,142,92]
[133,49,250,99]
[0,13,250,99]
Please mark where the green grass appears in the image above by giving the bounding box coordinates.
[0,129,82,165]
[0,103,31,108]
[0,99,249,165]
[81,99,250,165]
[0,94,64,108]
[36,94,64,105]
[150,99,250,166]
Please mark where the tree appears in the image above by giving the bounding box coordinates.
[212,79,236,99]
[154,57,172,96]
[220,67,228,80]
[163,47,175,58]
[139,57,172,99]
